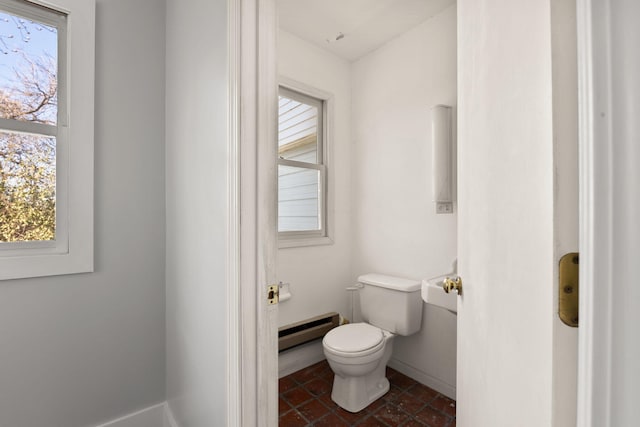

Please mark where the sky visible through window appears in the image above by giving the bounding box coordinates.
[0,10,58,124]
[0,11,57,82]
[0,8,58,242]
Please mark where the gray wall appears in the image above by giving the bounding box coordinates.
[609,0,640,424]
[165,0,229,425]
[0,0,167,426]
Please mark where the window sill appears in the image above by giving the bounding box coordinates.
[0,250,93,281]
[278,235,334,249]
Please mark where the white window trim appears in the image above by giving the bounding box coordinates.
[0,0,94,280]
[278,77,334,249]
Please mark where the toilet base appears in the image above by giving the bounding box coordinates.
[324,327,395,413]
[330,373,390,413]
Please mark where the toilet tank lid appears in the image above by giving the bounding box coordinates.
[358,273,421,292]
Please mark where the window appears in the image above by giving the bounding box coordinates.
[278,86,329,246]
[0,0,94,280]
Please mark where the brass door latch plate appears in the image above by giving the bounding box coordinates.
[267,285,279,305]
[559,252,579,327]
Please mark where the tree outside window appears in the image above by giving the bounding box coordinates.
[0,9,58,242]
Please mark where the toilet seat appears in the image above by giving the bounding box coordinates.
[323,323,385,358]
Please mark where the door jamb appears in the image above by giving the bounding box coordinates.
[576,0,613,425]
[227,0,241,423]
[230,0,622,424]
[229,0,616,425]
[231,0,279,425]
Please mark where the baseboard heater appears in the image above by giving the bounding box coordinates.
[278,312,340,352]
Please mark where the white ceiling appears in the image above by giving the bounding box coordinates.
[278,0,455,62]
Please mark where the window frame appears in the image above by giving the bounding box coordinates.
[278,79,333,248]
[0,0,67,255]
[0,0,94,280]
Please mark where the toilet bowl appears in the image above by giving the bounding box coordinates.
[322,273,423,413]
[323,323,395,412]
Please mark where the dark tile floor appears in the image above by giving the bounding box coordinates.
[279,360,456,426]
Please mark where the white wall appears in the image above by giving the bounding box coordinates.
[0,0,167,426]
[164,0,228,425]
[351,6,458,398]
[277,30,353,328]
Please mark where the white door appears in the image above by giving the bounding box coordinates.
[456,1,559,425]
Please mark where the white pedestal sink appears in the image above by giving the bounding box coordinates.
[421,275,458,313]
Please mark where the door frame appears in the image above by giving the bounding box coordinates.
[230,0,619,425]
[576,0,609,425]
[576,0,628,425]
[231,0,279,425]
[227,0,241,423]
[576,0,609,419]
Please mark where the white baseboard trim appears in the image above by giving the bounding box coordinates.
[93,402,180,427]
[163,403,179,427]
[278,340,325,378]
[388,358,456,400]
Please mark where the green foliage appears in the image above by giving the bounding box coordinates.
[0,131,56,242]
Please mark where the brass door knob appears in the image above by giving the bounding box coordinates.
[443,276,462,295]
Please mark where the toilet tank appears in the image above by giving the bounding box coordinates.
[358,273,423,336]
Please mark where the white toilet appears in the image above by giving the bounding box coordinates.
[322,273,423,413]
